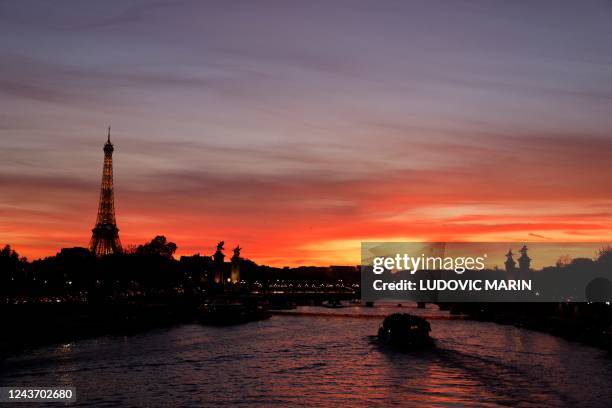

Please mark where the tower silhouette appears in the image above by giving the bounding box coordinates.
[89,127,122,256]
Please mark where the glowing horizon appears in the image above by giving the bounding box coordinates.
[1,1,612,266]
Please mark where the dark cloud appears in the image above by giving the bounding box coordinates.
[528,233,552,240]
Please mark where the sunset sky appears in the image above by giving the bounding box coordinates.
[1,0,612,266]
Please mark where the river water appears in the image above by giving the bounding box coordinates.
[2,304,612,407]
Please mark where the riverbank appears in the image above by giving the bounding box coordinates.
[446,302,612,350]
[3,301,612,354]
[0,302,197,353]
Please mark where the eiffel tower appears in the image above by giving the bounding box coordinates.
[89,127,122,256]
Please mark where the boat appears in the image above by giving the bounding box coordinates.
[322,300,344,308]
[377,313,435,349]
[198,302,271,326]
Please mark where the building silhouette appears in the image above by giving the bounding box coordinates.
[89,127,122,256]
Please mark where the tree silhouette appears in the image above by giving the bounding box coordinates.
[0,245,26,293]
[597,246,612,271]
[135,236,177,258]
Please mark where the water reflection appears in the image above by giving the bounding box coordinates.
[2,305,612,406]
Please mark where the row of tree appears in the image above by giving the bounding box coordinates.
[0,236,359,300]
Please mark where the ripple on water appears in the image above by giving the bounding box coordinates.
[2,306,612,406]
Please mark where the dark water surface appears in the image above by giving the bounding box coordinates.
[3,305,612,407]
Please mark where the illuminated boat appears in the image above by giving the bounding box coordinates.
[377,313,434,349]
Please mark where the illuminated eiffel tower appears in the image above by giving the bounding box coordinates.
[89,127,122,256]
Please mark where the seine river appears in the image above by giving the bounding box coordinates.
[3,305,612,407]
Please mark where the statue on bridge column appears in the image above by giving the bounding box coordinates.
[213,241,225,284]
[505,249,517,279]
[230,245,241,284]
[518,245,531,280]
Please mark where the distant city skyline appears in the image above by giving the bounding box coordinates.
[1,0,612,265]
